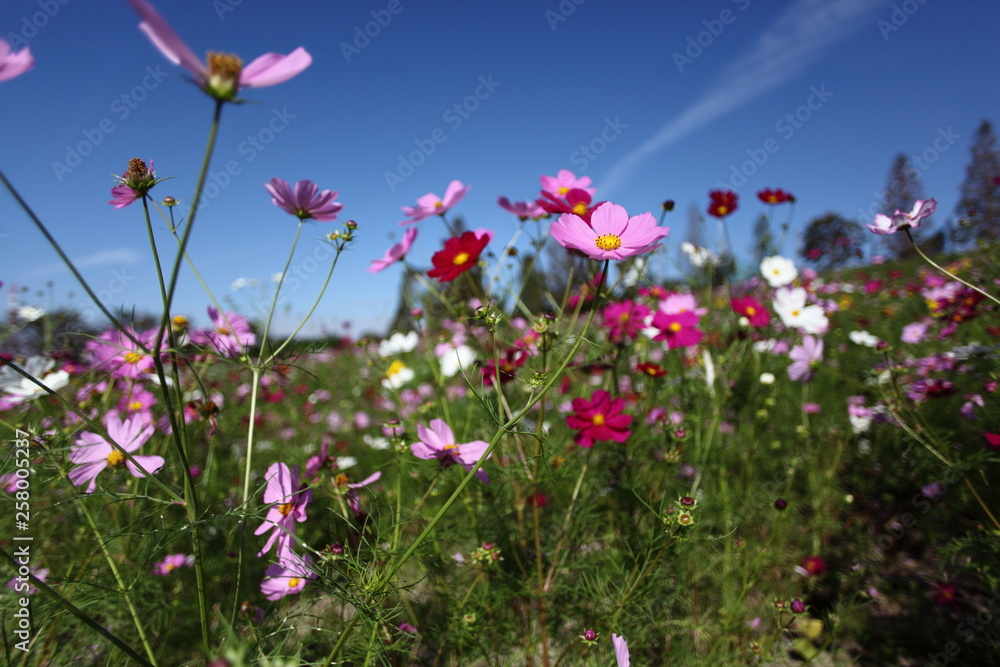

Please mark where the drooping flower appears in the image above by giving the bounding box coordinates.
[400,180,470,225]
[126,0,312,101]
[760,255,798,288]
[787,335,823,383]
[0,39,33,83]
[109,158,164,209]
[868,198,936,235]
[566,390,632,448]
[539,169,596,198]
[254,463,312,557]
[69,413,165,493]
[265,178,343,221]
[189,307,256,356]
[411,418,491,483]
[368,227,418,273]
[498,196,545,220]
[731,296,770,328]
[550,202,669,261]
[260,546,315,600]
[151,553,194,576]
[612,633,630,667]
[757,188,794,205]
[707,189,738,218]
[428,229,492,282]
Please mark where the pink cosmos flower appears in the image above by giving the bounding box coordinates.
[400,180,470,225]
[539,169,596,198]
[368,227,418,273]
[260,546,315,601]
[411,418,491,483]
[69,412,165,493]
[498,196,545,220]
[550,202,669,261]
[868,198,937,235]
[254,462,312,557]
[151,553,194,576]
[85,328,156,379]
[788,335,823,383]
[536,188,602,223]
[109,158,162,209]
[265,178,343,221]
[612,634,630,667]
[6,567,47,596]
[731,296,770,328]
[603,300,651,344]
[0,39,33,83]
[566,390,632,448]
[126,0,311,101]
[189,307,256,356]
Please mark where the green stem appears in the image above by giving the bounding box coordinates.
[906,228,1000,307]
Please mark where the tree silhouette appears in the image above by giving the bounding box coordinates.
[880,154,929,258]
[799,212,863,271]
[953,119,1000,246]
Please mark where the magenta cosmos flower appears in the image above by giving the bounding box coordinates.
[411,418,491,483]
[265,178,343,221]
[566,390,632,448]
[126,0,311,101]
[551,202,669,261]
[539,169,596,198]
[498,196,545,221]
[254,462,312,557]
[400,180,471,225]
[368,227,418,273]
[650,310,703,349]
[189,307,256,356]
[868,198,937,235]
[69,412,165,493]
[0,39,34,83]
[151,553,194,576]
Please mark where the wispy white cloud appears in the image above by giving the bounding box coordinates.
[26,247,143,280]
[602,0,891,196]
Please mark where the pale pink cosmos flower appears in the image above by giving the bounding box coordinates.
[539,169,596,198]
[400,180,470,225]
[868,198,937,235]
[260,545,315,601]
[254,462,312,557]
[126,0,311,101]
[901,320,929,344]
[189,307,256,357]
[788,336,824,383]
[151,553,194,576]
[411,418,491,484]
[551,202,669,261]
[0,39,33,83]
[612,634,630,667]
[498,196,545,220]
[69,413,165,493]
[368,227,418,273]
[7,567,47,595]
[265,178,343,221]
[86,328,156,379]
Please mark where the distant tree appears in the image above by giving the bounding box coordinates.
[799,213,863,271]
[881,154,929,258]
[953,119,1000,246]
[684,202,705,250]
[751,213,775,265]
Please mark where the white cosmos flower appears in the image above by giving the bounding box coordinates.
[439,344,476,377]
[681,242,719,268]
[848,330,880,348]
[759,372,776,385]
[378,331,419,357]
[17,305,45,322]
[772,287,828,334]
[381,360,415,389]
[760,255,798,288]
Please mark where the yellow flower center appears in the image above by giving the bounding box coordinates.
[572,202,589,216]
[669,322,682,332]
[452,251,470,266]
[434,200,444,209]
[558,186,570,195]
[618,312,630,322]
[129,401,144,411]
[106,449,126,467]
[278,503,294,516]
[745,306,756,316]
[334,473,349,487]
[791,309,801,317]
[124,351,144,365]
[444,443,458,450]
[287,577,301,588]
[164,563,175,572]
[217,327,230,336]
[592,413,605,426]
[386,360,406,377]
[594,234,622,251]
[206,51,243,99]
[717,206,728,215]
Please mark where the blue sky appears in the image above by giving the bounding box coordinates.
[1,0,998,336]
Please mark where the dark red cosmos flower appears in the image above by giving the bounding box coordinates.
[536,188,604,224]
[565,390,632,448]
[707,189,738,218]
[731,296,770,328]
[636,361,667,378]
[482,346,528,386]
[984,432,1000,450]
[757,188,794,205]
[799,555,827,577]
[428,229,492,282]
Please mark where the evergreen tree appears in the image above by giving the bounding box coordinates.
[954,119,1000,246]
[752,213,775,264]
[799,212,862,271]
[881,154,928,258]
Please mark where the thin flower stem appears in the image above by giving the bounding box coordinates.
[906,228,1000,307]
[78,499,160,666]
[258,220,305,360]
[542,447,594,593]
[232,367,263,625]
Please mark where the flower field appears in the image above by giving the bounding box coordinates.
[2,2,999,666]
